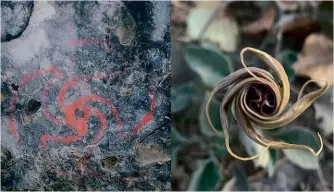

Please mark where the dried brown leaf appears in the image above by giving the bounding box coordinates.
[241,7,275,34]
[293,33,333,86]
[195,1,223,11]
[241,5,315,35]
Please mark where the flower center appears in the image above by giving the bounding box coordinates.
[246,84,276,116]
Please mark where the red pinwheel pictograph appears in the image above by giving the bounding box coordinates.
[8,66,156,175]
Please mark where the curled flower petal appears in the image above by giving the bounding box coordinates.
[206,47,328,161]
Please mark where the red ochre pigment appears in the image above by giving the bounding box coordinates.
[8,66,156,176]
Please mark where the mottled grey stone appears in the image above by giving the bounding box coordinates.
[1,1,34,42]
[1,1,170,190]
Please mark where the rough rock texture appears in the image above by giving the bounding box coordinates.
[1,1,171,191]
[1,1,34,42]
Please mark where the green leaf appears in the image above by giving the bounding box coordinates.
[201,41,235,73]
[211,137,227,157]
[278,50,298,81]
[171,146,180,170]
[187,8,212,39]
[267,149,280,177]
[171,83,196,113]
[199,93,227,157]
[172,125,187,170]
[201,40,222,53]
[313,87,333,135]
[185,45,232,87]
[254,1,271,8]
[280,50,298,66]
[187,157,222,191]
[234,167,250,191]
[187,8,239,52]
[239,130,270,168]
[199,92,223,137]
[172,125,188,148]
[277,127,321,170]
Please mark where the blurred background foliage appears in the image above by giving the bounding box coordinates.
[171,1,333,191]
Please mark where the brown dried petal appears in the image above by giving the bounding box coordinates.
[206,47,328,161]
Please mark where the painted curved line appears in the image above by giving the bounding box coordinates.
[9,67,61,142]
[8,66,156,177]
[42,71,126,140]
[41,69,64,125]
[41,68,155,145]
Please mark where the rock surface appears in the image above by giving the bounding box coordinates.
[1,1,171,190]
[1,1,33,42]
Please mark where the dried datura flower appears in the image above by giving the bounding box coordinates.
[206,47,328,161]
